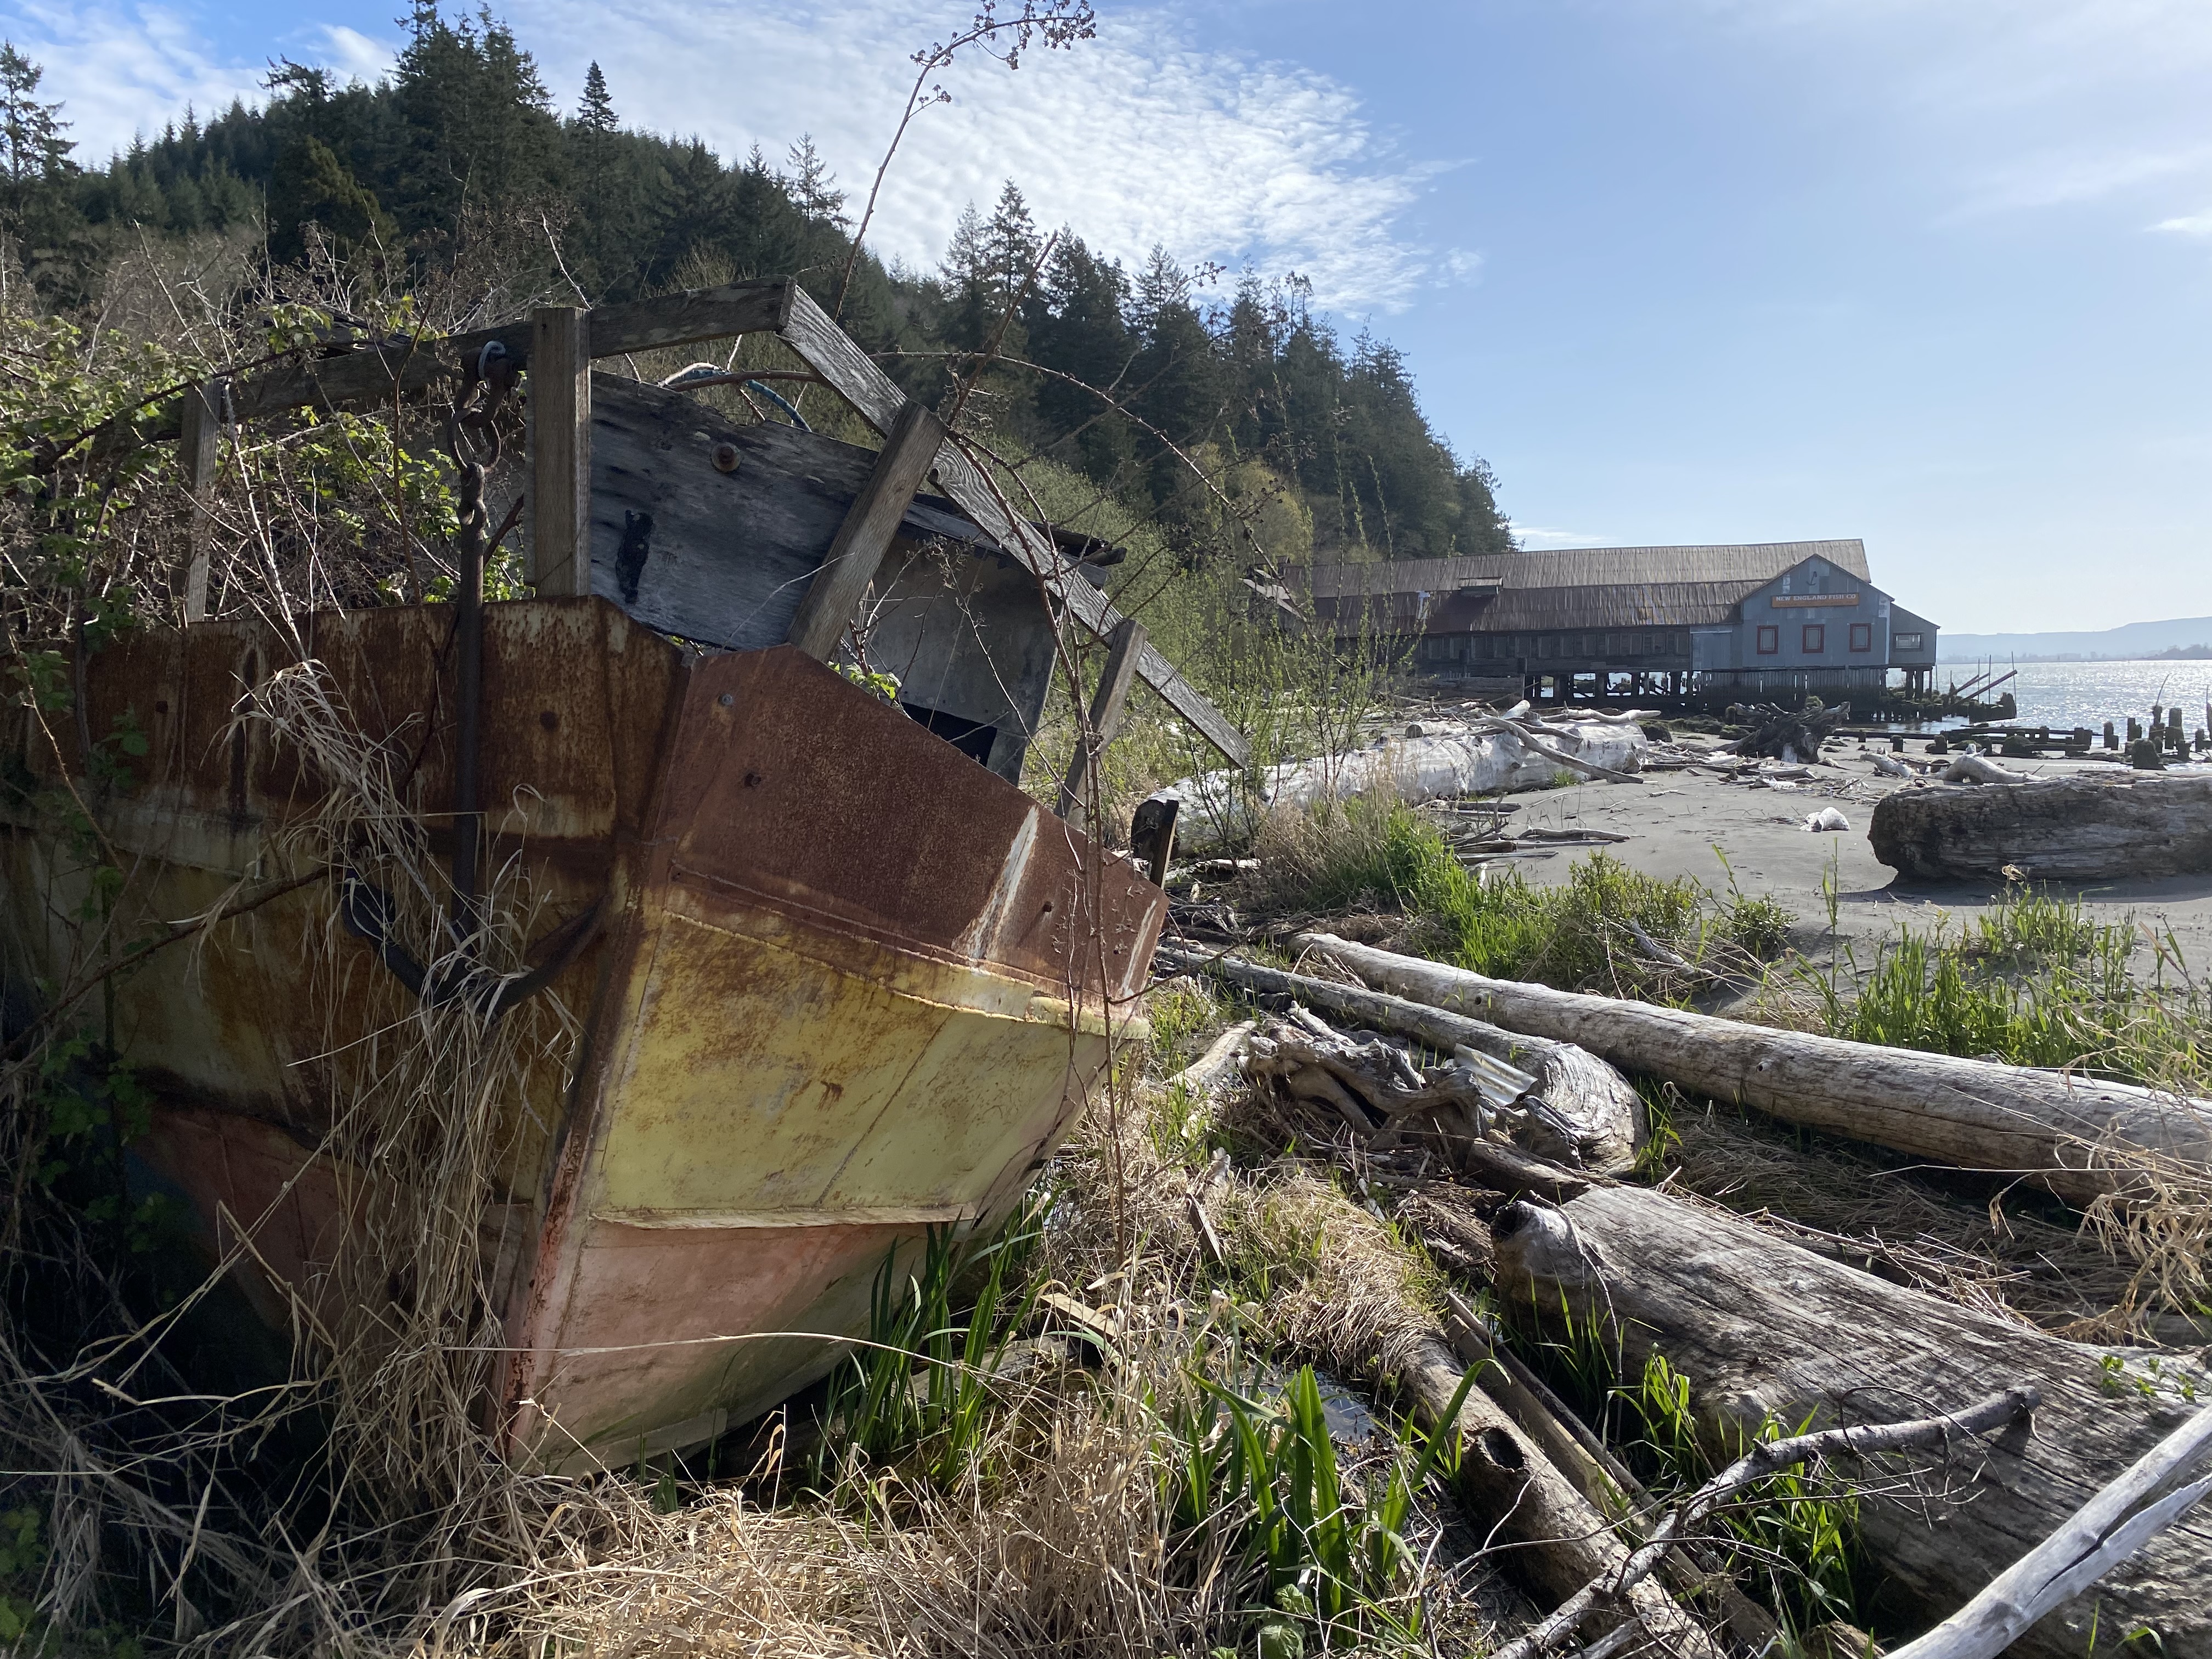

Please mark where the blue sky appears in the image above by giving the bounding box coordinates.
[5,0,2207,633]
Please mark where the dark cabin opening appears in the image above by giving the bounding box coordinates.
[901,702,998,767]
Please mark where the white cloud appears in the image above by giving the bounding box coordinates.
[1962,146,2209,214]
[318,24,398,86]
[0,2,402,150]
[507,0,1453,311]
[2154,208,2212,238]
[3,1,263,147]
[4,0,1462,314]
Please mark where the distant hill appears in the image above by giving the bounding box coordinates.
[1940,617,2212,663]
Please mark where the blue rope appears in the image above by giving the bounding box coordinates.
[661,363,810,432]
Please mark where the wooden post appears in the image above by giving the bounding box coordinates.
[1057,616,1147,828]
[179,379,223,622]
[528,307,591,596]
[786,399,945,661]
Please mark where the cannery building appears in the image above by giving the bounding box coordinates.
[1301,539,1939,702]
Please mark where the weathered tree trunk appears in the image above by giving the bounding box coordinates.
[1159,946,1646,1175]
[1869,772,2212,881]
[1292,933,2212,1204]
[1492,1188,2212,1659]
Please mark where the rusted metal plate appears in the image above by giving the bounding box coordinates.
[10,598,680,871]
[503,643,1161,1462]
[654,645,1161,1000]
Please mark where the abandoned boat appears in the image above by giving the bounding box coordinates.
[1,280,1244,1471]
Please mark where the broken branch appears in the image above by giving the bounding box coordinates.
[1494,1388,2039,1659]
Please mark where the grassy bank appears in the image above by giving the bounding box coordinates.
[1242,800,1792,1000]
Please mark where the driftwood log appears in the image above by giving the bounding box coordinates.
[1395,1335,1718,1656]
[1887,1404,2212,1659]
[1869,772,2212,881]
[1158,945,1646,1175]
[1936,753,2032,786]
[1292,933,2212,1204]
[1492,1188,2212,1659]
[1726,701,1848,761]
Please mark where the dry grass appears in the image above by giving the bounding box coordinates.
[429,1077,1499,1659]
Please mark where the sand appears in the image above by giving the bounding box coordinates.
[1499,742,2212,976]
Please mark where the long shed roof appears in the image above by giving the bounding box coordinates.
[1304,540,1872,634]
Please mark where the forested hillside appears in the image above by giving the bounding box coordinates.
[0,3,1513,568]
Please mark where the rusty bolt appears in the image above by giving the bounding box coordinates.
[718,693,735,708]
[711,442,740,474]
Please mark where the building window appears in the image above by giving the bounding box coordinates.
[1894,631,1924,651]
[1849,622,1872,653]
[1756,625,1779,655]
[1803,624,1826,654]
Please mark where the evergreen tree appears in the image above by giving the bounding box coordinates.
[982,181,1040,304]
[1,44,72,224]
[268,133,395,263]
[782,134,846,226]
[578,61,616,137]
[1031,235,1132,482]
[1132,245,1190,325]
[941,201,988,290]
[0,42,87,294]
[389,1,561,241]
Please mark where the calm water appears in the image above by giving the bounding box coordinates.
[1941,658,2212,732]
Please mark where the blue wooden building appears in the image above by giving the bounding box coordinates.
[1302,539,1939,702]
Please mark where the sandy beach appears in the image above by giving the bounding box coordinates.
[1503,743,2212,975]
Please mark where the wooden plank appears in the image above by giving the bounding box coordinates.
[529,307,592,596]
[116,281,799,444]
[582,280,796,359]
[867,550,1059,785]
[785,399,945,659]
[1056,616,1146,825]
[775,285,1250,768]
[178,379,223,622]
[1129,795,1179,888]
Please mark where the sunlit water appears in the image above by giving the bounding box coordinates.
[1942,658,2212,733]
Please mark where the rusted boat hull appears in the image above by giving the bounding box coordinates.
[2,598,1161,1469]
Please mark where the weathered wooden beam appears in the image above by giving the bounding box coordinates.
[1056,615,1146,826]
[784,399,945,661]
[178,379,223,622]
[114,280,798,445]
[527,307,591,597]
[774,285,1250,768]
